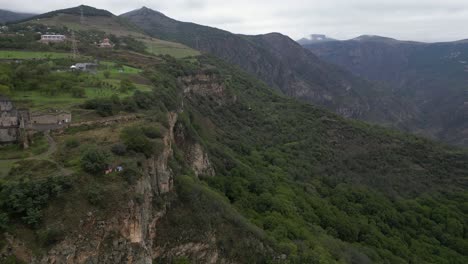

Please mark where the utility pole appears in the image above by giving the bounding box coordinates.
[71,31,79,59]
[80,6,85,24]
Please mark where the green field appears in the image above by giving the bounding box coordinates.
[144,39,200,58]
[12,84,151,110]
[0,50,84,59]
[100,61,142,76]
[32,14,200,59]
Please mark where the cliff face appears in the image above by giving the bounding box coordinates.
[3,111,223,263]
[11,112,175,264]
[2,71,274,263]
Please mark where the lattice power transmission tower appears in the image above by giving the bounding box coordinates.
[80,6,85,24]
[71,31,79,59]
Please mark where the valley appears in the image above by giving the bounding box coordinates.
[0,4,466,264]
[303,35,468,146]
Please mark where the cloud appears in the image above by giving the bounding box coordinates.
[1,0,468,42]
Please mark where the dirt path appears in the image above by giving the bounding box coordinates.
[0,130,73,177]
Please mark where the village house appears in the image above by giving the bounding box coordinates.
[98,38,113,48]
[40,34,66,43]
[30,109,71,128]
[70,62,98,72]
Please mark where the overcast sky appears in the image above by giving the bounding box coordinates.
[2,0,468,42]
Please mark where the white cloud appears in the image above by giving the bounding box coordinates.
[1,0,468,42]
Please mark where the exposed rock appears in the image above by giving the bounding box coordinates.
[180,73,235,105]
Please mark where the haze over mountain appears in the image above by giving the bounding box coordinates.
[303,35,468,146]
[297,34,337,45]
[0,9,36,23]
[5,0,468,42]
[122,7,416,128]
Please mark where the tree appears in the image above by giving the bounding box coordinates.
[0,212,8,230]
[81,148,110,175]
[103,70,111,78]
[121,127,153,156]
[71,87,86,98]
[0,84,11,96]
[120,79,136,93]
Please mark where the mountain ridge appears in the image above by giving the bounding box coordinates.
[0,5,467,263]
[303,36,468,146]
[121,7,416,127]
[0,9,36,24]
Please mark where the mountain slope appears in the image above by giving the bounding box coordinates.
[19,5,199,59]
[121,7,414,126]
[0,9,35,23]
[304,37,468,146]
[0,7,467,262]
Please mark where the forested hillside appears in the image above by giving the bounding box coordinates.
[0,5,467,264]
[121,7,416,128]
[304,36,468,147]
[0,9,35,24]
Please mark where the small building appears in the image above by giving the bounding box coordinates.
[98,38,113,48]
[71,63,98,72]
[30,109,72,126]
[40,34,66,43]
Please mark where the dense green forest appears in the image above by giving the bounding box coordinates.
[129,55,468,263]
[0,10,467,262]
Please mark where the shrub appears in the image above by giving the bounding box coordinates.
[86,184,104,206]
[0,212,8,231]
[0,176,72,227]
[80,148,110,175]
[111,143,127,156]
[142,125,162,139]
[121,97,138,112]
[0,84,11,96]
[120,79,136,93]
[36,228,65,246]
[71,87,86,98]
[173,257,190,264]
[96,101,114,117]
[82,98,114,116]
[121,127,152,156]
[65,137,80,149]
[121,166,140,185]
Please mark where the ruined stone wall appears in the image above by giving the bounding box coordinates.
[0,127,18,143]
[0,111,18,127]
[0,100,13,111]
[31,113,71,125]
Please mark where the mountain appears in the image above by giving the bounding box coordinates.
[304,36,468,147]
[0,9,35,24]
[121,7,415,126]
[18,5,199,59]
[1,5,468,263]
[297,34,337,45]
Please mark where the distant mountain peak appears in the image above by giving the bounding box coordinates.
[297,34,337,45]
[0,9,36,23]
[351,35,398,42]
[22,5,114,22]
[124,6,168,19]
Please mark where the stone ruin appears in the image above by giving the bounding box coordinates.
[0,96,72,145]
